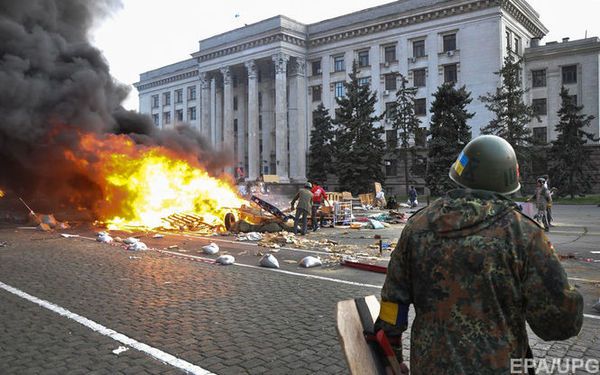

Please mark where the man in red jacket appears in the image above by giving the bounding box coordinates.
[310,182,330,231]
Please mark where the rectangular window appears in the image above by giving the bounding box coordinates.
[384,45,396,63]
[234,119,238,132]
[163,111,171,124]
[443,34,456,52]
[188,106,196,121]
[258,92,262,108]
[233,76,238,88]
[532,98,547,116]
[175,109,183,122]
[163,92,171,106]
[415,127,427,147]
[175,89,183,104]
[334,55,345,72]
[565,94,578,106]
[414,98,426,116]
[233,96,238,111]
[358,77,370,87]
[312,85,322,102]
[358,50,369,67]
[385,102,396,119]
[506,31,512,50]
[385,159,397,176]
[413,40,425,58]
[386,130,398,149]
[532,69,546,88]
[444,64,458,83]
[533,127,547,144]
[259,115,262,130]
[152,113,159,126]
[187,86,196,101]
[413,69,426,87]
[312,60,321,76]
[334,82,345,98]
[384,74,397,91]
[562,65,577,84]
[514,36,520,54]
[151,94,159,108]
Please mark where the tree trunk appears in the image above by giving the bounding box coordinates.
[404,147,409,195]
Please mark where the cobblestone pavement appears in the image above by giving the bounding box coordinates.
[0,203,599,375]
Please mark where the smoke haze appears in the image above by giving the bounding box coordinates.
[0,0,230,213]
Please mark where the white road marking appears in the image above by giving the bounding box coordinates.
[568,277,600,284]
[177,233,392,261]
[157,249,382,289]
[584,314,600,320]
[0,281,215,375]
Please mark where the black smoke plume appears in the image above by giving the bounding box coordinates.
[0,0,230,214]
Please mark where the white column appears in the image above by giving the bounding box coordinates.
[220,66,234,175]
[200,72,210,139]
[272,52,290,182]
[237,81,247,172]
[215,88,223,147]
[288,57,307,182]
[210,77,217,145]
[245,60,260,181]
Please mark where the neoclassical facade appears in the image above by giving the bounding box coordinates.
[135,0,599,184]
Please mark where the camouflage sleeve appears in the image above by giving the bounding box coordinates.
[378,230,413,333]
[523,231,583,341]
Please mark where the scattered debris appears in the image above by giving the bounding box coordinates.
[97,232,113,243]
[123,237,139,245]
[60,233,79,238]
[236,232,263,241]
[593,299,600,313]
[299,256,322,268]
[259,253,280,268]
[0,241,7,247]
[37,223,51,232]
[202,242,219,254]
[112,346,129,355]
[128,256,141,260]
[167,245,179,249]
[127,241,148,251]
[216,255,235,265]
[152,234,164,239]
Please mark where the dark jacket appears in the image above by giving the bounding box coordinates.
[379,189,583,375]
[291,188,313,212]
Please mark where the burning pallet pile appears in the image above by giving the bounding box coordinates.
[161,212,217,233]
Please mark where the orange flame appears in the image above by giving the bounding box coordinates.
[0,189,4,198]
[66,132,244,230]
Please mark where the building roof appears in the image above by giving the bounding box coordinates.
[525,37,600,60]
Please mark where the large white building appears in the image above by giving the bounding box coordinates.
[134,0,600,185]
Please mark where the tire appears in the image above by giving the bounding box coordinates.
[224,212,236,231]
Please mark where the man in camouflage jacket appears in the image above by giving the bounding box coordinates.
[377,136,583,375]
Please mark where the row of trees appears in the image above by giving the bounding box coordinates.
[309,54,597,197]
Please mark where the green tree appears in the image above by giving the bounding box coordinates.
[389,74,421,195]
[332,62,385,195]
[308,103,334,183]
[548,87,598,198]
[480,53,536,179]
[426,82,474,196]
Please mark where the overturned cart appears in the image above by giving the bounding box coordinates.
[223,195,295,233]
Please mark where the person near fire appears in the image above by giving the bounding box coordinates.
[310,181,330,231]
[375,135,583,374]
[290,182,313,236]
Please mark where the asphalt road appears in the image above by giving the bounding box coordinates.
[0,204,599,374]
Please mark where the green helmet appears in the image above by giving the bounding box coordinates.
[449,135,521,194]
